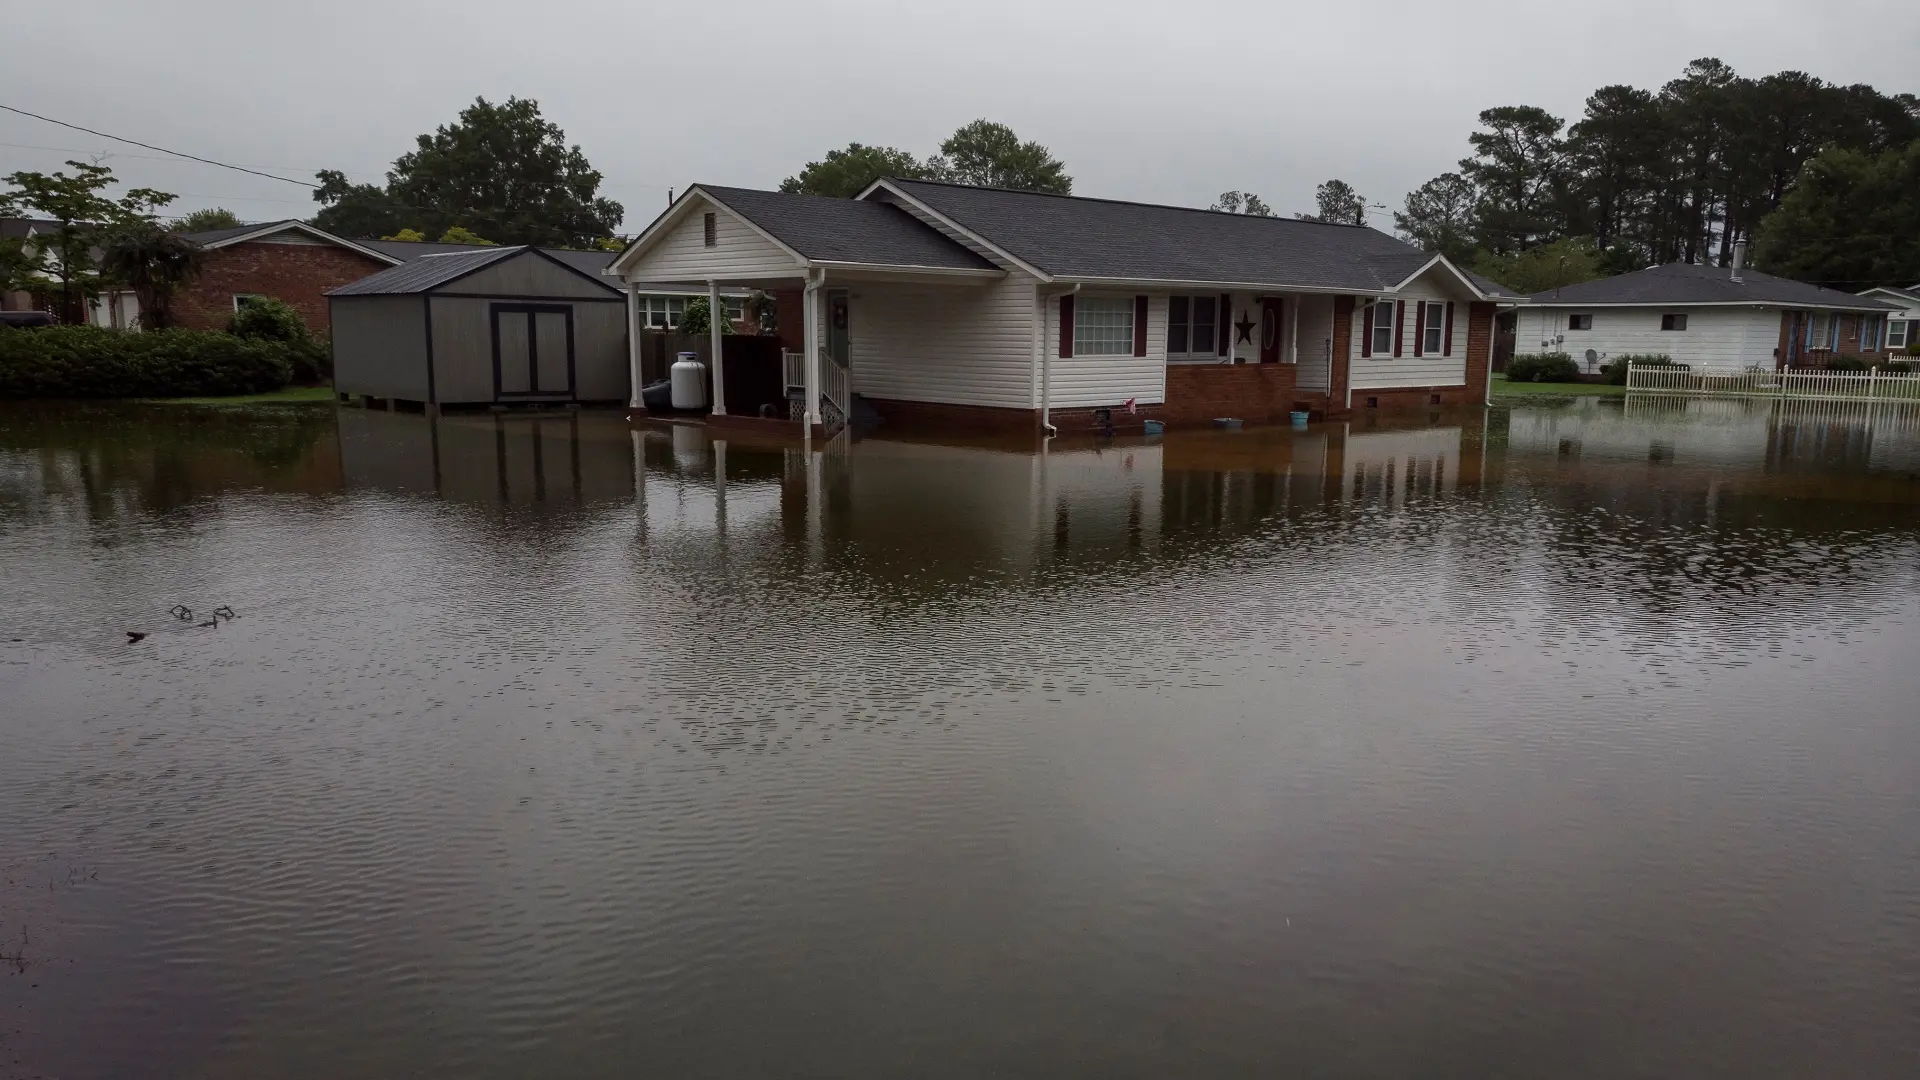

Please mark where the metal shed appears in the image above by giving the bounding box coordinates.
[329,246,628,408]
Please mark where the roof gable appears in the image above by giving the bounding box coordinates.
[328,246,620,297]
[185,220,400,265]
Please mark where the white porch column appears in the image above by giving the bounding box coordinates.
[803,272,822,427]
[707,279,727,416]
[626,282,643,408]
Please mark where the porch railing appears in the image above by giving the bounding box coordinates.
[1625,361,1920,403]
[781,349,851,418]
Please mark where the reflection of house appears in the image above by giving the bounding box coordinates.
[1518,261,1901,373]
[607,180,1518,433]
[337,408,636,505]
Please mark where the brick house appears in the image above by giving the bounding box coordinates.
[605,180,1521,433]
[173,221,404,332]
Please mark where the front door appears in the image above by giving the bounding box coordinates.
[1259,297,1285,364]
[492,304,575,400]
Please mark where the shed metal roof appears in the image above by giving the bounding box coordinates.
[1526,264,1898,310]
[329,246,527,295]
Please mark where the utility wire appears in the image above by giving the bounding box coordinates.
[0,103,316,187]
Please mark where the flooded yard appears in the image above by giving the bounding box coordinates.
[2,398,1918,1078]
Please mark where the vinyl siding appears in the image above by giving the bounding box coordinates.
[1350,276,1468,389]
[625,197,801,282]
[1294,295,1335,391]
[1519,306,1782,373]
[847,274,1038,409]
[1042,291,1168,408]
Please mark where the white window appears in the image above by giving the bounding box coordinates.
[1073,296,1134,356]
[233,293,266,311]
[1568,313,1593,331]
[1890,319,1912,349]
[1660,313,1688,331]
[1423,303,1446,354]
[724,297,744,323]
[1806,313,1827,349]
[1860,313,1882,351]
[642,296,687,329]
[1166,295,1218,357]
[1370,302,1395,355]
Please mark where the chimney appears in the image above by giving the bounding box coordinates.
[1731,239,1747,282]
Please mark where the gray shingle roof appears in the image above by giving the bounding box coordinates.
[180,220,294,246]
[698,185,997,271]
[1862,284,1920,304]
[328,246,526,295]
[1,217,62,240]
[1527,264,1898,310]
[882,178,1522,295]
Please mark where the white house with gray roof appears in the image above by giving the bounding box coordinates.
[1856,285,1920,356]
[1519,261,1903,374]
[606,179,1520,433]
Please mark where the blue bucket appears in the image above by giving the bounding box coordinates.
[1290,410,1310,428]
[1142,420,1164,436]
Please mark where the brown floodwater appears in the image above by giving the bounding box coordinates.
[2,396,1918,1078]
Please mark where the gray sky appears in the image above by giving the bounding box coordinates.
[4,0,1916,234]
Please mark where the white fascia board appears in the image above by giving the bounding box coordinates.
[204,221,402,265]
[1387,254,1490,300]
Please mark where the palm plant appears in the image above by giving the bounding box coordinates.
[99,222,206,329]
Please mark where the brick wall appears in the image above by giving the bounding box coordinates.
[862,396,1040,434]
[174,242,391,333]
[1162,363,1299,426]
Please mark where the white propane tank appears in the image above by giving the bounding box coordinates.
[668,352,707,410]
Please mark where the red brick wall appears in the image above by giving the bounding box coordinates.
[1162,363,1298,427]
[769,288,806,352]
[174,241,390,333]
[862,396,1040,434]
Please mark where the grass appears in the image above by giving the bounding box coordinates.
[147,385,337,406]
[1491,374,1628,398]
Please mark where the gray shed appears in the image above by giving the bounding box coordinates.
[329,246,628,408]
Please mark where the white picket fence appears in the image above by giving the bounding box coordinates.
[1626,361,1920,403]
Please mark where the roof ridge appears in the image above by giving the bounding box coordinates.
[887,176,1383,231]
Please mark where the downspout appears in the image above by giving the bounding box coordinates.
[1038,283,1079,437]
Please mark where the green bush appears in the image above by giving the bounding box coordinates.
[1603,353,1682,384]
[0,326,292,398]
[1506,352,1581,383]
[284,333,332,385]
[228,297,307,342]
[1823,354,1871,371]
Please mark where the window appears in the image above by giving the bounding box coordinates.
[642,295,687,329]
[1806,312,1828,349]
[724,298,744,323]
[1660,313,1688,331]
[1890,319,1912,349]
[1423,303,1446,354]
[232,293,266,311]
[1370,302,1395,355]
[702,212,716,248]
[1568,313,1593,331]
[1861,313,1882,351]
[1166,295,1217,357]
[1073,296,1135,356]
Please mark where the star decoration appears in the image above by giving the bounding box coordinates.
[1234,310,1256,345]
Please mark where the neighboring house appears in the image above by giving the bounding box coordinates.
[1856,285,1920,356]
[1,216,139,327]
[1518,261,1902,373]
[606,179,1521,432]
[173,220,405,332]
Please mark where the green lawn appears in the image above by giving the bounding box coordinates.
[148,385,337,406]
[1491,374,1628,398]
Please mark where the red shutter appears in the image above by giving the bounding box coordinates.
[1218,294,1231,356]
[1134,295,1148,357]
[1443,302,1455,356]
[1059,294,1074,358]
[1413,301,1427,356]
[1360,303,1373,358]
[1392,300,1405,357]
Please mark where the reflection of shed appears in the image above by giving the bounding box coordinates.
[329,246,628,408]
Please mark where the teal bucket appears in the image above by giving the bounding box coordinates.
[1290,410,1310,428]
[1142,420,1165,436]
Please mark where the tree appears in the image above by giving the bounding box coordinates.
[438,226,495,246]
[380,228,430,242]
[2,160,173,321]
[169,208,243,233]
[1562,85,1661,255]
[1471,236,1603,295]
[1394,173,1478,262]
[0,234,45,296]
[313,97,623,246]
[678,295,733,336]
[1458,106,1567,254]
[1753,141,1920,293]
[780,144,937,198]
[1298,180,1366,224]
[99,221,206,329]
[935,120,1071,193]
[1210,191,1273,216]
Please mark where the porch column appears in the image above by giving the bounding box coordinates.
[708,279,727,416]
[803,273,822,427]
[626,282,643,408]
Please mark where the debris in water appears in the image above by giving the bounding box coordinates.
[213,606,236,620]
[126,631,146,643]
[169,605,193,621]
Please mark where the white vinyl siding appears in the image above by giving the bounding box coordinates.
[846,272,1038,409]
[624,199,801,281]
[1293,296,1335,391]
[1350,275,1468,389]
[1516,306,1784,374]
[1043,292,1167,408]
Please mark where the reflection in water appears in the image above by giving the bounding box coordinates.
[3,399,1920,1079]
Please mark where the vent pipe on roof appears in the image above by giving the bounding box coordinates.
[1731,239,1747,283]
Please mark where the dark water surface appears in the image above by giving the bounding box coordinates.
[2,397,1918,1078]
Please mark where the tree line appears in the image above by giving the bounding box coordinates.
[1392,58,1920,292]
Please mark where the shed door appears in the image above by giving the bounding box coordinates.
[492,304,575,400]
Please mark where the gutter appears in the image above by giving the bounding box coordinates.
[1037,283,1079,437]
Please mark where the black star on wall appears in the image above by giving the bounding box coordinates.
[1234,309,1256,345]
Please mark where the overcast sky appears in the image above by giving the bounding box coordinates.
[4,0,1915,234]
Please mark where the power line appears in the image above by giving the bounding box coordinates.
[0,103,316,187]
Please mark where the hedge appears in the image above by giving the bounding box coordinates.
[1603,354,1683,385]
[1506,352,1581,383]
[0,325,294,399]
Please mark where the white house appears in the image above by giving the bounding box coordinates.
[1855,285,1920,356]
[604,179,1522,435]
[1518,259,1902,374]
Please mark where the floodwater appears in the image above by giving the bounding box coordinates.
[2,396,1918,1079]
